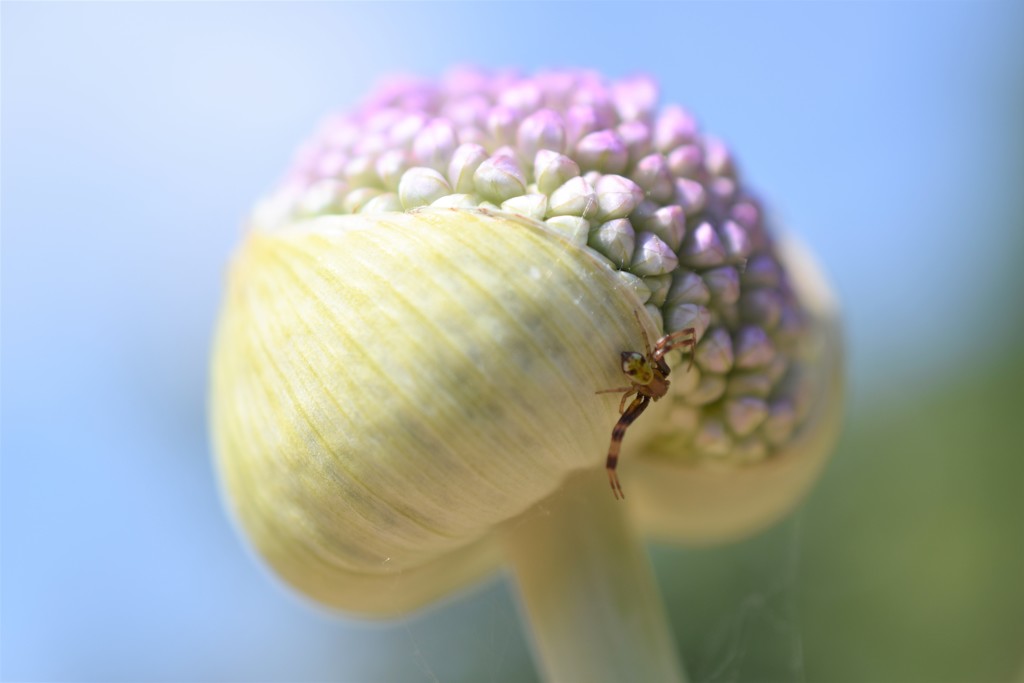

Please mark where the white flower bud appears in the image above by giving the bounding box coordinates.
[630,232,678,277]
[593,174,644,222]
[359,191,403,214]
[341,187,382,214]
[588,218,636,268]
[703,266,741,305]
[544,215,590,247]
[517,109,566,158]
[642,274,672,307]
[615,269,652,305]
[447,143,489,194]
[412,119,458,171]
[502,193,548,221]
[375,149,410,191]
[534,150,581,195]
[680,221,727,268]
[296,179,347,217]
[665,270,711,307]
[473,154,527,203]
[575,130,628,174]
[631,154,676,204]
[398,166,452,209]
[547,176,597,218]
[653,105,698,152]
[694,326,734,374]
[430,193,482,210]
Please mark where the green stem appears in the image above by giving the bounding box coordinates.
[499,468,687,683]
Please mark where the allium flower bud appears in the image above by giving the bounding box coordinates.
[486,104,520,147]
[374,149,410,190]
[694,327,734,374]
[680,220,727,268]
[617,120,653,165]
[593,174,644,221]
[398,166,451,209]
[517,109,567,159]
[611,74,659,122]
[295,178,346,217]
[547,175,597,218]
[499,192,545,219]
[654,104,698,152]
[666,143,703,178]
[589,218,636,267]
[575,129,629,174]
[632,153,676,204]
[544,214,589,246]
[412,118,457,171]
[675,176,707,214]
[565,103,601,147]
[630,232,678,277]
[446,142,488,193]
[211,67,843,683]
[473,153,526,202]
[534,149,581,194]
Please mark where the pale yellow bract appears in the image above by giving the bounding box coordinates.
[212,209,650,609]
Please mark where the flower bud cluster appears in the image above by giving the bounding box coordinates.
[254,68,813,465]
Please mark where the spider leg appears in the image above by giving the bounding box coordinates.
[605,394,650,500]
[595,386,634,395]
[633,309,654,358]
[617,388,638,414]
[654,327,697,371]
[595,387,639,415]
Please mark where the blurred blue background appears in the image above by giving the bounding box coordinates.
[3,2,1022,681]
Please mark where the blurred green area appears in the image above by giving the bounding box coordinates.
[807,363,1023,682]
[657,344,1024,682]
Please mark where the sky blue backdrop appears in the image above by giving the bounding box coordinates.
[3,2,1022,681]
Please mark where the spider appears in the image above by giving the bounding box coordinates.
[596,312,696,500]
